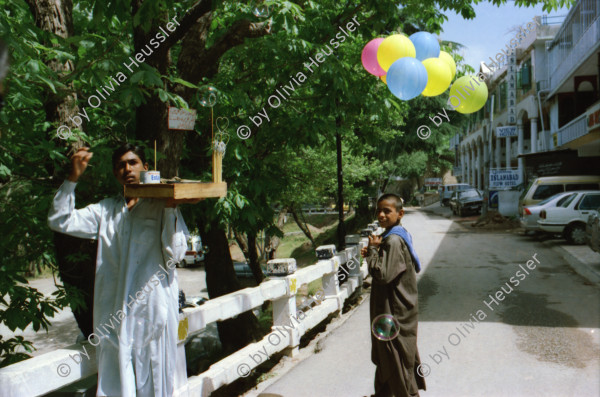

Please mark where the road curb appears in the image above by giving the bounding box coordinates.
[543,240,600,286]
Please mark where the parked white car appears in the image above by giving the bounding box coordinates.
[538,191,600,244]
[178,235,205,268]
[586,211,600,253]
[520,191,575,232]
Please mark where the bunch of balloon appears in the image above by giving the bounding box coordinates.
[361,31,487,113]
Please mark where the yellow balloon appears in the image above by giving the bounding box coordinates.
[448,75,488,114]
[421,58,452,97]
[376,34,416,71]
[381,75,387,84]
[438,51,457,80]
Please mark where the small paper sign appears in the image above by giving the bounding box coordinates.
[168,107,197,130]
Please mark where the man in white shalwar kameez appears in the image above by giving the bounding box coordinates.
[49,144,196,397]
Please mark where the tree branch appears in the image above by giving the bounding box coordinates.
[163,0,213,50]
[177,18,273,92]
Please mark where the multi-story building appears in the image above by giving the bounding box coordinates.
[454,0,600,205]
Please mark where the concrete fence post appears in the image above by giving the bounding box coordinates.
[268,259,301,357]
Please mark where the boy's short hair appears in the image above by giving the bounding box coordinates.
[377,193,404,212]
[112,143,146,170]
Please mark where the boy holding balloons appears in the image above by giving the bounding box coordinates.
[361,194,426,397]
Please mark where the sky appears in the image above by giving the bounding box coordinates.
[440,1,572,71]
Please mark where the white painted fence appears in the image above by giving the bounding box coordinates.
[0,239,368,397]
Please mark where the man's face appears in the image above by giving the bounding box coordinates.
[113,151,148,186]
[376,199,403,228]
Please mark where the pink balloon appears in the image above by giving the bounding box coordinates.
[361,38,386,76]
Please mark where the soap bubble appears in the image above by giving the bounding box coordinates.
[371,314,400,341]
[252,5,270,18]
[197,85,218,107]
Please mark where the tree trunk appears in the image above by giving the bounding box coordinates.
[246,233,263,285]
[25,0,97,336]
[356,178,372,224]
[233,229,249,260]
[335,118,346,249]
[266,207,288,259]
[290,206,315,247]
[232,229,262,283]
[52,233,96,338]
[201,221,262,352]
[25,0,82,151]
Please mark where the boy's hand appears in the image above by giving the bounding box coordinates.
[68,147,93,182]
[368,234,382,248]
[360,246,368,257]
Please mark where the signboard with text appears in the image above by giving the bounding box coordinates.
[507,54,517,124]
[424,178,442,186]
[496,126,518,137]
[489,169,521,189]
[168,107,197,130]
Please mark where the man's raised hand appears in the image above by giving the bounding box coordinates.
[68,147,93,182]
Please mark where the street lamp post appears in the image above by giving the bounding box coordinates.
[482,95,495,217]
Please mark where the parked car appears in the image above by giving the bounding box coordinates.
[178,235,205,268]
[519,175,600,214]
[233,261,265,278]
[439,183,473,206]
[538,191,600,244]
[586,211,600,253]
[449,189,483,216]
[180,251,201,268]
[520,191,575,232]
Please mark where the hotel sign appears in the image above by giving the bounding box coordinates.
[496,126,518,137]
[490,169,521,189]
[507,54,517,124]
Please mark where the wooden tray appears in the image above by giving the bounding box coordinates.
[124,182,227,199]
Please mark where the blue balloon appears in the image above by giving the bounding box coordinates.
[386,58,428,100]
[409,31,441,61]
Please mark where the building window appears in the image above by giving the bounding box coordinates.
[519,59,532,91]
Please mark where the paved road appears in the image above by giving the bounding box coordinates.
[250,206,600,397]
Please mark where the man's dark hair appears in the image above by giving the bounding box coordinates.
[112,143,146,169]
[377,193,404,211]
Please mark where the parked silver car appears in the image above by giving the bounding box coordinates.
[586,211,600,253]
[520,191,575,232]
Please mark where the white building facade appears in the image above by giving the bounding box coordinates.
[454,1,600,197]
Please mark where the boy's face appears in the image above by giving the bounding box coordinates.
[376,199,404,228]
[113,151,148,186]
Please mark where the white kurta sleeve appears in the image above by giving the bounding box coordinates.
[48,180,102,240]
[161,207,189,266]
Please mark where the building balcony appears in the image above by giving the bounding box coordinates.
[558,112,588,146]
[548,1,600,93]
